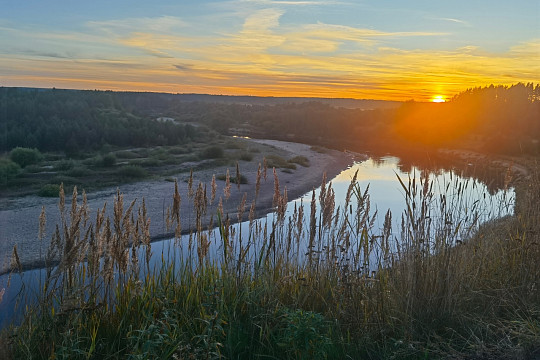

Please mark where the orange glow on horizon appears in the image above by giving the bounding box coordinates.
[431,95,446,103]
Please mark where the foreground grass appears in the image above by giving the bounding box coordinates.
[1,162,539,359]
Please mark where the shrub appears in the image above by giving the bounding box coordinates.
[0,158,21,184]
[239,152,253,161]
[201,146,224,159]
[66,166,93,177]
[38,184,61,197]
[54,159,75,171]
[288,156,309,167]
[266,155,296,170]
[117,165,147,179]
[101,153,117,167]
[115,151,140,159]
[168,146,188,155]
[310,145,327,154]
[9,147,42,168]
[139,158,161,167]
[23,164,42,173]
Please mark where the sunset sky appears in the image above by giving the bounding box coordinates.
[1,0,539,101]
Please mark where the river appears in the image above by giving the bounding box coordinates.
[0,156,515,328]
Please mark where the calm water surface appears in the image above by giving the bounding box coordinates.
[0,156,515,328]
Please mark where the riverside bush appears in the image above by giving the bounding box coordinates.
[0,158,21,184]
[9,147,42,168]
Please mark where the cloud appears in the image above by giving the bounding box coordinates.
[1,9,538,101]
[87,16,188,35]
[430,17,471,26]
[174,64,192,71]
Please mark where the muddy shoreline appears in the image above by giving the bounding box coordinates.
[0,139,355,274]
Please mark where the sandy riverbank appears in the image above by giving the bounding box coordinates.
[0,139,355,274]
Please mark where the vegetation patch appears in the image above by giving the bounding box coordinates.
[288,155,309,167]
[65,166,93,177]
[53,159,75,171]
[100,153,117,167]
[237,152,253,161]
[117,165,147,179]
[0,158,21,184]
[201,145,224,159]
[37,183,61,197]
[265,155,297,170]
[9,147,42,168]
[310,145,328,154]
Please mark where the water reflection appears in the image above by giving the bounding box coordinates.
[0,156,515,329]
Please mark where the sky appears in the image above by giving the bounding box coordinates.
[1,0,539,101]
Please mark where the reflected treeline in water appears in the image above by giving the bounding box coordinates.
[366,149,513,195]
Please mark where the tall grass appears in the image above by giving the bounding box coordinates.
[1,164,539,359]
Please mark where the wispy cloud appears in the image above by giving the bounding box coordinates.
[87,16,188,35]
[1,7,537,101]
[428,16,471,27]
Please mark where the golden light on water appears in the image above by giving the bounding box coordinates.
[431,95,446,103]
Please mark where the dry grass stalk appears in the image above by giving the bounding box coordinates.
[218,197,224,219]
[224,169,231,200]
[10,245,22,273]
[236,162,241,189]
[308,189,317,265]
[188,168,194,198]
[238,193,247,224]
[173,179,181,223]
[39,206,46,241]
[249,199,256,228]
[256,163,262,198]
[322,182,335,229]
[59,182,65,218]
[211,174,217,204]
[272,167,280,208]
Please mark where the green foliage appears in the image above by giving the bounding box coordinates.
[0,88,199,154]
[9,147,42,168]
[101,153,116,167]
[65,166,93,177]
[265,155,297,170]
[117,165,147,179]
[238,152,253,161]
[276,309,333,360]
[288,156,309,167]
[0,158,21,184]
[201,145,224,159]
[54,159,75,171]
[38,183,61,197]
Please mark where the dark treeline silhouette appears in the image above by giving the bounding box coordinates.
[392,83,540,154]
[0,88,199,156]
[2,83,538,158]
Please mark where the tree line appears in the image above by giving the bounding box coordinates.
[2,83,538,157]
[0,88,199,156]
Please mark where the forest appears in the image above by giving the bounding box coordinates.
[2,83,538,159]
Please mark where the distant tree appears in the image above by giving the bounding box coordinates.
[9,147,42,168]
[0,158,21,185]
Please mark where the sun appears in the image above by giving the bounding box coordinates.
[431,95,446,103]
